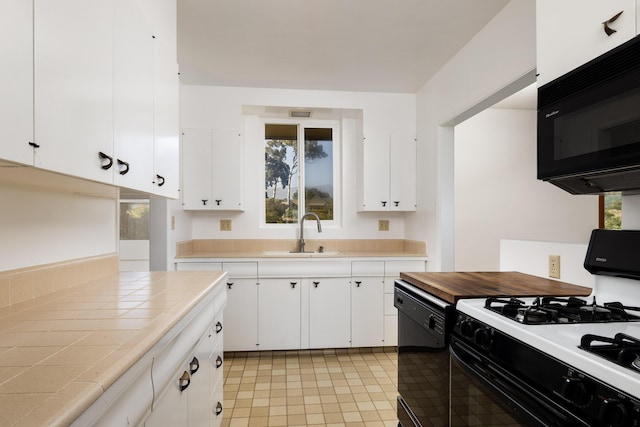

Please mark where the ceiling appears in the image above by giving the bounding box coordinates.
[177,0,510,93]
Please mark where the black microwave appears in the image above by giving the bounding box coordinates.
[537,35,640,195]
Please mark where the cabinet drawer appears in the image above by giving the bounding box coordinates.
[209,338,224,401]
[223,261,258,278]
[210,373,224,427]
[352,261,385,276]
[175,262,223,271]
[385,260,426,277]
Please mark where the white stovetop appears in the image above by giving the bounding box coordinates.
[456,293,640,398]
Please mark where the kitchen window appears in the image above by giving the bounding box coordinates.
[264,122,338,224]
[601,192,622,229]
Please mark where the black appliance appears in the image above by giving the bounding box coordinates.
[395,279,456,427]
[452,230,640,427]
[537,35,640,194]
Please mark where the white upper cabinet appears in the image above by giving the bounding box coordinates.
[152,35,180,198]
[536,0,638,86]
[182,128,244,211]
[357,131,416,212]
[0,0,34,166]
[34,0,114,183]
[113,0,155,193]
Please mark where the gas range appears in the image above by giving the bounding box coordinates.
[449,230,640,426]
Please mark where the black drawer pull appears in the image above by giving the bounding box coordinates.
[290,282,297,289]
[215,401,223,416]
[98,152,113,170]
[355,281,362,287]
[156,174,165,186]
[215,321,223,334]
[189,356,199,375]
[313,281,320,288]
[216,355,223,369]
[117,159,130,175]
[227,282,233,289]
[179,371,190,391]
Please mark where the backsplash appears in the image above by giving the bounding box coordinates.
[0,254,118,308]
[176,239,426,256]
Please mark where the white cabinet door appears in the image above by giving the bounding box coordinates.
[211,129,244,210]
[189,332,212,427]
[145,362,189,426]
[351,277,384,347]
[389,134,416,211]
[34,0,114,183]
[0,0,34,165]
[308,278,351,349]
[182,128,214,210]
[258,278,301,350]
[113,0,154,192]
[360,132,390,211]
[536,0,637,86]
[152,36,180,198]
[224,278,258,351]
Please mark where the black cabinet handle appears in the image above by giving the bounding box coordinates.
[179,370,190,391]
[394,201,399,207]
[98,152,113,170]
[202,199,208,206]
[156,174,165,186]
[216,355,223,369]
[381,201,387,207]
[313,281,320,288]
[603,10,623,36]
[215,199,222,206]
[189,357,199,375]
[215,321,223,334]
[117,159,130,175]
[215,401,223,416]
[28,141,40,148]
[355,281,362,287]
[290,281,297,289]
[227,282,233,289]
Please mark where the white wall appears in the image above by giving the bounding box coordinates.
[500,239,594,288]
[0,182,117,271]
[454,108,598,271]
[179,85,416,240]
[412,0,537,271]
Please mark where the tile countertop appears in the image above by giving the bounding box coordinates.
[175,250,428,259]
[0,270,226,427]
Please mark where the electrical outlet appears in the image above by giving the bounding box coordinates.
[549,254,560,279]
[378,219,390,231]
[220,219,232,231]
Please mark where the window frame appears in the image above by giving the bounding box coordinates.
[261,118,341,228]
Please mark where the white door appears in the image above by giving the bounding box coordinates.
[211,129,244,210]
[182,128,213,209]
[361,132,390,211]
[308,278,351,349]
[34,0,114,183]
[0,0,34,165]
[258,278,301,350]
[351,277,384,347]
[152,36,180,198]
[223,278,258,351]
[113,0,154,192]
[389,133,416,211]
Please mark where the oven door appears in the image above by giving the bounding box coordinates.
[450,337,590,427]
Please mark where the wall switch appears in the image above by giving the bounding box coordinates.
[549,254,560,279]
[220,219,232,231]
[378,219,390,231]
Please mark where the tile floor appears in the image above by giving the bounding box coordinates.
[221,348,399,427]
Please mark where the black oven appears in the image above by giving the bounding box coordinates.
[537,35,640,195]
[395,280,456,427]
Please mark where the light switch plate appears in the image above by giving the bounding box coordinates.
[220,219,232,231]
[379,220,390,231]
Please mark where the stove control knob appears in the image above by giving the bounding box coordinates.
[427,314,436,329]
[599,398,630,427]
[474,328,493,348]
[459,320,478,338]
[560,378,591,406]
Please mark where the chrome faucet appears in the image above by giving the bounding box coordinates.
[298,212,322,253]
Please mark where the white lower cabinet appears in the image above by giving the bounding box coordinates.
[223,262,258,351]
[308,277,351,349]
[351,276,384,347]
[258,278,301,350]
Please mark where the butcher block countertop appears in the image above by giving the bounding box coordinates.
[0,271,226,427]
[399,271,593,304]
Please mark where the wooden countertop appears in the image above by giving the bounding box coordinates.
[399,271,593,304]
[0,271,226,427]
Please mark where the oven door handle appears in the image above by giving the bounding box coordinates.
[450,339,589,427]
